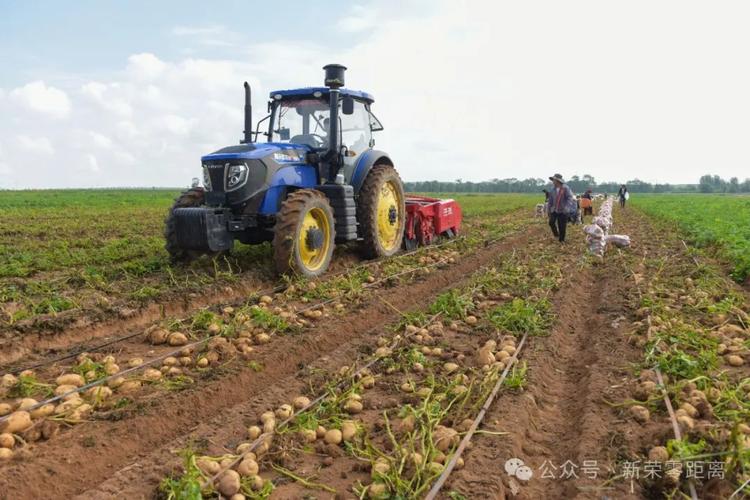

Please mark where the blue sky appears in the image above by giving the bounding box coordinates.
[1,0,750,188]
[0,0,360,86]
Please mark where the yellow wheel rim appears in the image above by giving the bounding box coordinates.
[297,207,331,272]
[376,180,402,251]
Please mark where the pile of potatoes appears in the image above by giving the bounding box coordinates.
[714,323,748,367]
[475,336,517,372]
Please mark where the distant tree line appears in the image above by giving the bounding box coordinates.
[404,174,750,194]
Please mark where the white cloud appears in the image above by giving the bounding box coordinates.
[2,0,750,188]
[9,81,71,118]
[89,131,113,149]
[15,135,55,155]
[86,154,100,172]
[336,4,379,33]
[127,53,167,80]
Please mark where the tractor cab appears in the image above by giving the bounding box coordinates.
[266,88,383,184]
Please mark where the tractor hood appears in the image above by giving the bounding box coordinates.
[201,142,310,163]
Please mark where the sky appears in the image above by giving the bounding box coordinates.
[1,0,749,189]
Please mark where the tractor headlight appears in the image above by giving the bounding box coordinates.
[226,163,248,190]
[202,164,212,190]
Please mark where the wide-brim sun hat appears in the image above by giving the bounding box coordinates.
[549,173,564,183]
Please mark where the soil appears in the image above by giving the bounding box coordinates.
[1,206,746,500]
[0,219,545,500]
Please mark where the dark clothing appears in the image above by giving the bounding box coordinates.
[549,212,568,242]
[617,188,627,208]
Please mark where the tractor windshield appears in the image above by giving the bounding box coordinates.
[271,98,331,149]
[271,97,373,154]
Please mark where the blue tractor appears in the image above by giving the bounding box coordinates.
[165,64,406,277]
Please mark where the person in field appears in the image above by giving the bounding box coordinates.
[547,173,574,243]
[580,189,593,221]
[617,185,628,208]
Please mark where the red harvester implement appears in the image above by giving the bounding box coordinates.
[404,195,463,250]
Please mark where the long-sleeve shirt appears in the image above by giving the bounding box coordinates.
[548,184,574,214]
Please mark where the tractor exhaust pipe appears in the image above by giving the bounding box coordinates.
[242,81,252,144]
[323,64,346,181]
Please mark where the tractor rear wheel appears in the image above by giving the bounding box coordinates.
[273,189,336,277]
[357,164,406,259]
[164,187,205,262]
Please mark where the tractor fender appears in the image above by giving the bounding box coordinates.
[258,164,318,215]
[350,150,394,194]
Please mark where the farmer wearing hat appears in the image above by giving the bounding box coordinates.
[547,173,574,242]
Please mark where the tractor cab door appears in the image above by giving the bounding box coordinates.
[340,99,373,184]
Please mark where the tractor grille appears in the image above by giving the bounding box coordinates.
[206,164,227,192]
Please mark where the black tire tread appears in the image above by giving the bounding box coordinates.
[164,188,205,262]
[357,164,406,259]
[273,189,336,277]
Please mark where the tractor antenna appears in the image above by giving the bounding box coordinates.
[242,82,252,144]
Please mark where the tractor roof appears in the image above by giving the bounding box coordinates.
[270,87,374,103]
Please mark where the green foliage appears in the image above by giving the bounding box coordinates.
[503,361,528,390]
[159,449,205,500]
[429,289,473,320]
[634,195,750,282]
[487,298,551,336]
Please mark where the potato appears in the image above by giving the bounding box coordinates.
[180,356,194,366]
[230,494,246,500]
[0,411,32,434]
[397,415,415,434]
[316,425,326,439]
[361,376,376,389]
[374,347,391,357]
[143,368,162,382]
[476,347,494,366]
[292,396,311,409]
[412,362,424,373]
[259,295,273,305]
[433,425,459,452]
[168,332,188,346]
[236,457,259,476]
[324,429,342,445]
[400,382,414,393]
[104,363,120,375]
[677,415,695,431]
[55,373,85,387]
[255,333,271,344]
[0,433,15,449]
[341,421,357,441]
[260,411,275,424]
[118,380,142,394]
[262,419,276,434]
[417,387,432,398]
[108,376,125,389]
[0,448,12,460]
[465,316,478,326]
[455,457,465,469]
[30,403,55,419]
[216,469,241,497]
[197,457,221,475]
[163,356,178,367]
[0,403,12,417]
[371,458,390,475]
[127,358,144,368]
[148,328,169,345]
[1,374,18,388]
[196,357,209,368]
[246,475,264,491]
[629,405,650,423]
[16,398,38,411]
[275,404,293,419]
[443,363,459,374]
[368,482,388,498]
[680,402,699,418]
[726,355,744,366]
[207,323,221,335]
[299,428,317,442]
[54,399,82,414]
[648,446,669,462]
[344,399,363,414]
[247,425,262,440]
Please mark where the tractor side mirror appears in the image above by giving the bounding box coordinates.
[278,127,290,140]
[342,96,354,115]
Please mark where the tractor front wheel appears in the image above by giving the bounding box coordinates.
[273,189,336,277]
[358,165,406,259]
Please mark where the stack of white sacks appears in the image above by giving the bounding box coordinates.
[583,198,630,256]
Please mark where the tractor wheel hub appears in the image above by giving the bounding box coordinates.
[305,227,325,251]
[388,206,397,225]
